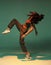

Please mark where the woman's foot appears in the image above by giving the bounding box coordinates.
[2,27,10,34]
[25,52,32,59]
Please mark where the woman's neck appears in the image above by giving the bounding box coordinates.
[28,16,33,21]
[25,17,33,24]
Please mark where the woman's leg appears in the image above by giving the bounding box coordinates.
[20,33,27,53]
[2,19,22,34]
[8,19,22,31]
[20,32,31,59]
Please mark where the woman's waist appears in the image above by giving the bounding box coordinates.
[21,25,27,33]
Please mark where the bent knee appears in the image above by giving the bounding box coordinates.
[12,18,17,21]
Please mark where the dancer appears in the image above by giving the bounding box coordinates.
[2,11,44,59]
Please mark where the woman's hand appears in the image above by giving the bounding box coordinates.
[21,34,26,38]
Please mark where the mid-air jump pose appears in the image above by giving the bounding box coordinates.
[2,11,44,59]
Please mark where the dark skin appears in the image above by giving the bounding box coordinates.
[2,11,44,57]
[21,16,38,38]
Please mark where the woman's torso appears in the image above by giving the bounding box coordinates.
[21,19,32,33]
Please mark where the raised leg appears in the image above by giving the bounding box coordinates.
[2,19,22,34]
[8,19,22,31]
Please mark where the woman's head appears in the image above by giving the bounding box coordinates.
[28,11,44,24]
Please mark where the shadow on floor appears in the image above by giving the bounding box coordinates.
[0,50,51,60]
[0,37,51,60]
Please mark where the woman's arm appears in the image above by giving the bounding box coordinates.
[22,24,38,38]
[21,26,34,38]
[25,26,34,36]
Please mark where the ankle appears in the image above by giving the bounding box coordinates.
[25,52,30,55]
[7,27,10,31]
